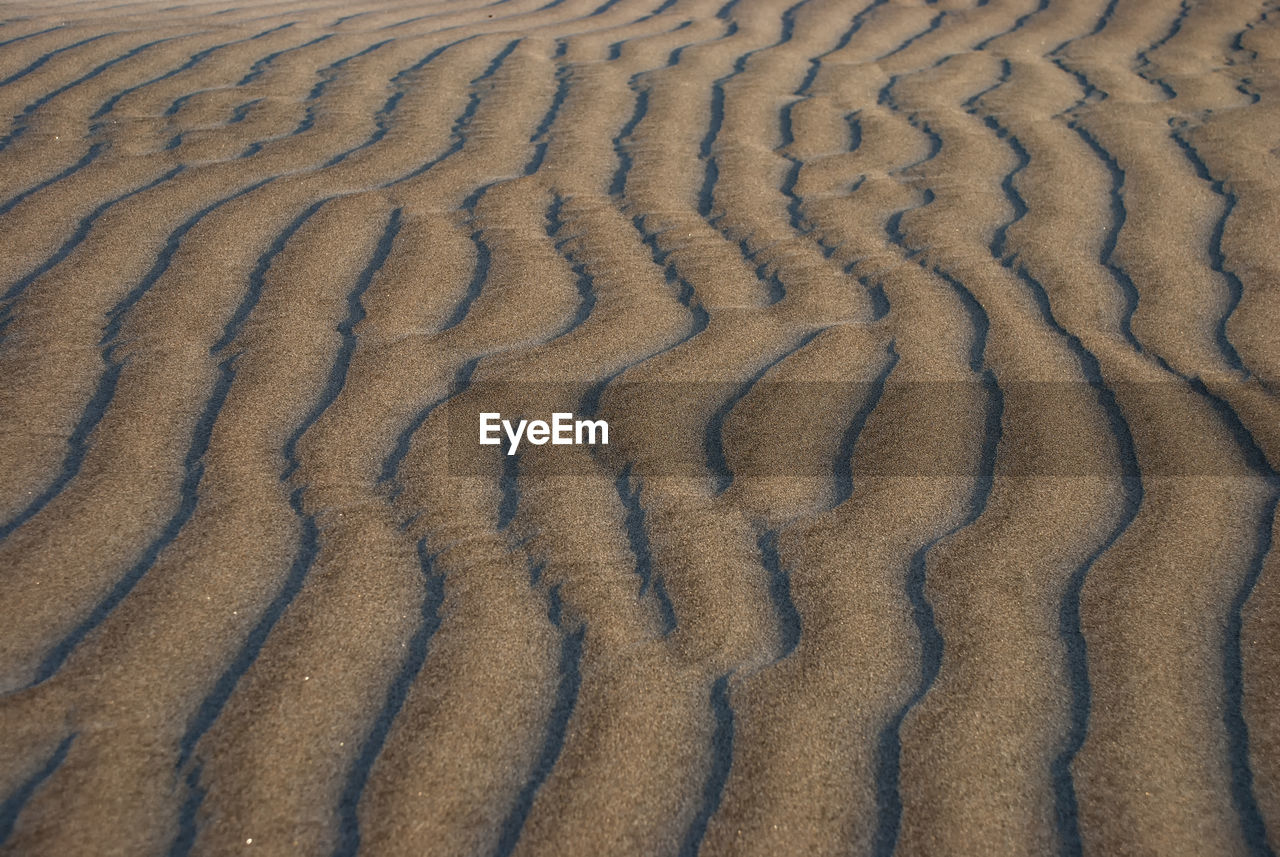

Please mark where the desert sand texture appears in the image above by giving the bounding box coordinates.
[0,0,1278,855]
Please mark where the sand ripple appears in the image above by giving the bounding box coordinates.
[0,1,1277,855]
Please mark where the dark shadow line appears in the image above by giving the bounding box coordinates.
[833,340,899,506]
[975,0,1049,50]
[282,208,403,480]
[334,543,446,857]
[0,32,114,89]
[1223,487,1280,857]
[497,446,520,531]
[102,175,276,346]
[176,485,317,773]
[491,590,584,857]
[615,463,653,595]
[92,21,295,120]
[876,10,944,62]
[758,531,800,659]
[438,188,493,332]
[166,764,205,857]
[384,38,521,185]
[212,199,328,353]
[1186,375,1280,857]
[547,194,598,335]
[0,361,122,544]
[177,208,402,784]
[1166,129,1249,377]
[0,33,185,152]
[651,575,678,635]
[705,328,825,494]
[871,368,1002,857]
[379,358,480,495]
[523,56,571,174]
[678,674,734,857]
[1,165,183,307]
[0,734,74,845]
[0,141,103,219]
[1063,121,1144,356]
[797,0,887,96]
[30,353,237,685]
[237,33,333,86]
[0,24,67,53]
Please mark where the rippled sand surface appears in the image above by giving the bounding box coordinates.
[0,1,1278,854]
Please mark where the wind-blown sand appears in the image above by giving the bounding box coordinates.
[0,0,1277,854]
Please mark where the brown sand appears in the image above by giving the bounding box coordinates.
[0,0,1277,855]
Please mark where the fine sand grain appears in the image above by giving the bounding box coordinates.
[0,0,1277,855]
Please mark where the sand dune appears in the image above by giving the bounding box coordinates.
[0,0,1277,854]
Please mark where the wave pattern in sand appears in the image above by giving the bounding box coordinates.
[0,0,1278,855]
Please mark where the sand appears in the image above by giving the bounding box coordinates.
[0,0,1277,854]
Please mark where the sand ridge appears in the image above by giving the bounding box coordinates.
[0,0,1277,855]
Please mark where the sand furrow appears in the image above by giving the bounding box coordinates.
[0,26,513,543]
[0,26,576,857]
[699,65,1003,857]
[1038,7,1280,854]
[0,196,391,857]
[866,41,1142,857]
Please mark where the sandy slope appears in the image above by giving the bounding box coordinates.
[0,0,1277,855]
